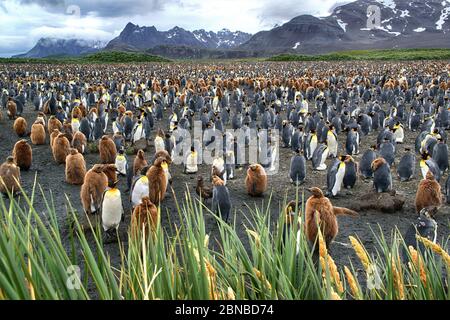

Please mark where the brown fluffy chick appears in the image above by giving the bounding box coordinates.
[305,187,358,248]
[196,175,213,201]
[131,196,159,239]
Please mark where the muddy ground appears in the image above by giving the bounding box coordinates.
[0,103,449,288]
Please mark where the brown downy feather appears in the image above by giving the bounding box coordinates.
[415,171,442,213]
[245,164,268,196]
[12,139,32,171]
[65,148,86,185]
[13,117,27,137]
[146,157,168,205]
[305,187,358,247]
[0,156,21,194]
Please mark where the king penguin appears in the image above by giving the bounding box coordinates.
[326,125,338,158]
[372,158,392,193]
[289,149,306,185]
[115,147,128,176]
[326,156,346,197]
[379,138,396,167]
[312,143,329,171]
[345,127,360,155]
[360,146,377,179]
[392,122,404,143]
[432,138,448,175]
[397,148,415,182]
[101,180,124,243]
[343,155,357,189]
[419,152,441,182]
[305,129,318,160]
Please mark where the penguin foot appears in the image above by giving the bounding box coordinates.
[103,229,118,244]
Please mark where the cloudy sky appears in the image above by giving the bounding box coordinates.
[0,0,352,57]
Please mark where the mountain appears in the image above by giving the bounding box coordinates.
[240,0,450,54]
[14,38,107,58]
[146,45,260,60]
[104,23,252,51]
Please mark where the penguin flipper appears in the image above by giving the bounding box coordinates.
[333,207,358,217]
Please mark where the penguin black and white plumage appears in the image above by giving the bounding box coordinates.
[305,130,318,160]
[290,127,303,152]
[282,121,293,148]
[345,127,359,155]
[71,117,80,134]
[379,139,396,167]
[397,148,416,182]
[132,120,146,144]
[419,153,441,182]
[420,133,438,155]
[372,158,392,193]
[115,148,128,176]
[184,147,198,174]
[312,143,329,171]
[289,150,306,185]
[343,156,357,189]
[402,207,438,258]
[101,182,124,241]
[392,122,404,143]
[211,176,231,223]
[377,127,394,147]
[154,132,165,154]
[408,108,421,131]
[326,126,338,158]
[432,138,448,175]
[326,156,346,197]
[358,113,372,136]
[79,118,91,141]
[93,118,103,141]
[112,118,123,134]
[360,146,377,179]
[130,175,149,208]
[123,116,134,141]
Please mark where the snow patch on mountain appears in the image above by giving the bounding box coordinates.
[436,7,450,30]
[337,19,348,32]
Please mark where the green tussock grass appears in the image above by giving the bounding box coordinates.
[0,181,448,300]
[268,48,450,61]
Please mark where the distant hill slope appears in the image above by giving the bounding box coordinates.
[2,51,171,64]
[13,38,107,58]
[240,0,450,54]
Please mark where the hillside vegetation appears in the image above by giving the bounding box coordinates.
[268,48,450,61]
[0,51,171,64]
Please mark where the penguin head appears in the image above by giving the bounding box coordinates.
[137,149,145,159]
[425,170,435,181]
[308,187,324,198]
[419,206,438,219]
[212,175,224,186]
[371,158,386,171]
[6,156,15,164]
[421,152,430,160]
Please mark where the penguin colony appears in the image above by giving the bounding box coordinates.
[0,61,448,249]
